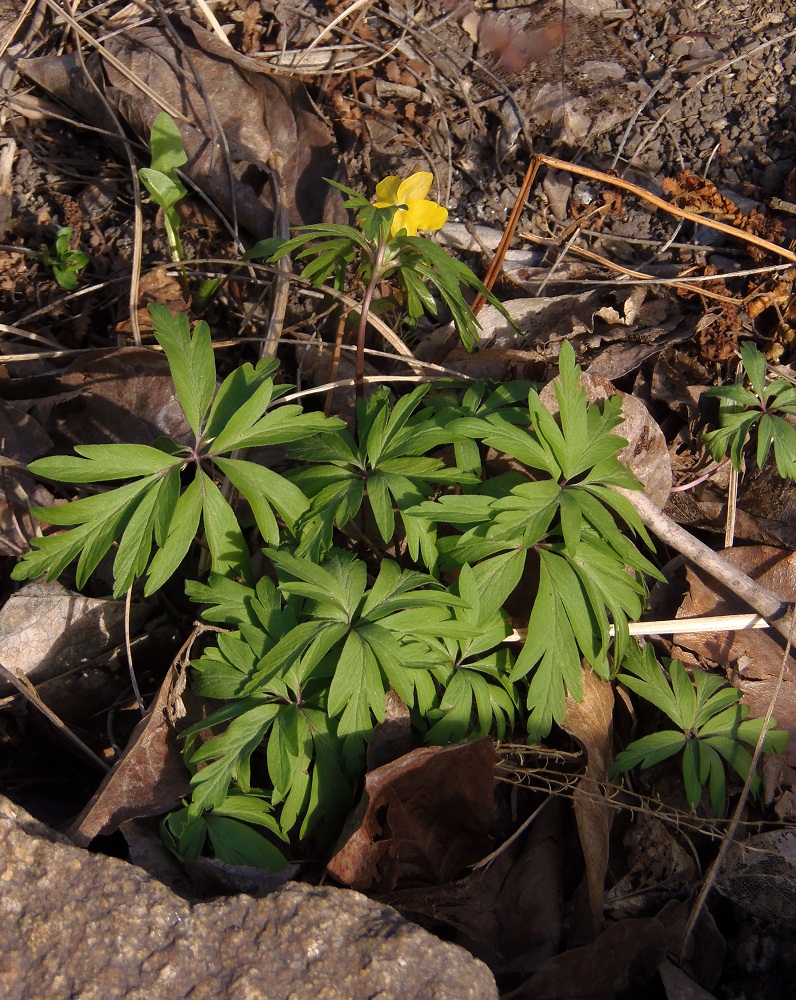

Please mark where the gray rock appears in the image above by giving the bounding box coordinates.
[0,796,497,1000]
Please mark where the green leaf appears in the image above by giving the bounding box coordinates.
[703,384,761,408]
[739,340,767,399]
[327,632,386,739]
[210,791,285,839]
[189,702,280,811]
[12,475,162,586]
[202,361,279,443]
[681,738,702,809]
[149,305,216,438]
[469,549,526,614]
[213,457,309,544]
[617,645,682,725]
[149,112,188,174]
[668,659,697,730]
[198,469,252,582]
[242,237,285,261]
[366,472,395,542]
[112,475,167,595]
[29,445,180,483]
[764,413,796,480]
[511,556,583,740]
[609,730,686,775]
[145,473,204,595]
[139,167,187,212]
[205,815,287,869]
[161,807,208,860]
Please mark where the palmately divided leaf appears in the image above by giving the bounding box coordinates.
[511,555,583,740]
[11,475,163,587]
[610,730,686,774]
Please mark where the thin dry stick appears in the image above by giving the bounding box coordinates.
[0,660,110,772]
[0,0,36,57]
[679,605,795,965]
[192,0,233,47]
[509,613,774,643]
[519,231,744,306]
[471,153,796,317]
[261,152,291,359]
[124,587,145,716]
[614,487,792,639]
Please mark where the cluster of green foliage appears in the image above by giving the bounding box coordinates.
[13,304,785,866]
[610,645,786,814]
[271,180,496,353]
[703,340,796,480]
[39,226,90,290]
[14,140,788,866]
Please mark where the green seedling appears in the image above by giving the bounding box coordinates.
[610,646,786,814]
[138,112,189,265]
[39,226,90,290]
[702,339,796,480]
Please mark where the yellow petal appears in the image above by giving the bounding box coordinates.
[374,175,402,205]
[390,207,411,237]
[406,199,448,234]
[397,171,433,203]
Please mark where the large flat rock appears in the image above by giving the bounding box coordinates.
[0,796,497,1000]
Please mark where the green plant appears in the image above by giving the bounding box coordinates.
[407,341,663,739]
[163,549,477,856]
[702,339,796,480]
[284,382,479,564]
[268,171,511,390]
[138,112,189,265]
[13,170,788,866]
[11,304,342,597]
[610,645,786,814]
[39,226,90,290]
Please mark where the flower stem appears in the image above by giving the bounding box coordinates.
[355,236,387,398]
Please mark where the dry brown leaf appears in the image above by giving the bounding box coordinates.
[67,660,192,847]
[20,16,343,237]
[0,580,149,695]
[2,348,193,448]
[506,916,667,1000]
[383,799,565,977]
[714,829,796,928]
[656,899,724,993]
[115,268,191,338]
[659,960,720,1000]
[562,670,614,940]
[605,816,697,921]
[327,738,494,893]
[663,171,785,264]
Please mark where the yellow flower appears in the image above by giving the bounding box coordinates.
[373,171,448,238]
